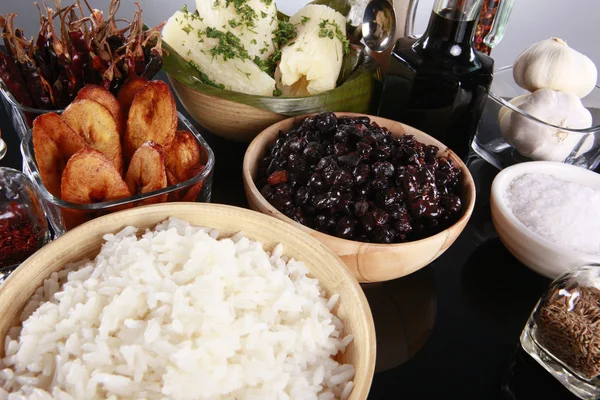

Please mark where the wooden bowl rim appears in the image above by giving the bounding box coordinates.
[243,112,476,250]
[0,203,376,399]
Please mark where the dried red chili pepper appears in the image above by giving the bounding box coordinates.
[0,0,164,110]
[0,51,34,108]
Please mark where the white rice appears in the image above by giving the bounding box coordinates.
[0,218,355,399]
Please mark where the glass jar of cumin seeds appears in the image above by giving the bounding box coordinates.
[521,265,600,399]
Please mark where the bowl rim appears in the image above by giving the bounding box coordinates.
[0,202,376,399]
[242,112,477,250]
[491,161,600,262]
[19,111,215,211]
[488,65,600,133]
[0,78,64,114]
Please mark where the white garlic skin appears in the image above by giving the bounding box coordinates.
[499,88,594,162]
[513,38,598,98]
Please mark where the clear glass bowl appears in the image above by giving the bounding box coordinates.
[473,66,600,170]
[0,167,52,280]
[521,265,600,399]
[0,78,63,141]
[20,112,215,237]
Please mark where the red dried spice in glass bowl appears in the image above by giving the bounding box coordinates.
[0,168,50,271]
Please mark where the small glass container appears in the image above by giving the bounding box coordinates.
[20,112,215,237]
[0,78,63,141]
[472,66,600,170]
[521,265,600,399]
[0,167,52,283]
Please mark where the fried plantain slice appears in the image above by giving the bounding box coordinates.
[32,113,86,197]
[164,130,202,183]
[61,99,124,174]
[181,164,207,202]
[117,77,148,116]
[124,80,177,160]
[125,141,168,205]
[75,84,125,139]
[61,148,131,204]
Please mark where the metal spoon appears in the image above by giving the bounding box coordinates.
[362,0,396,53]
[0,135,6,161]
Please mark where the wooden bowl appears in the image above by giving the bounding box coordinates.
[243,113,476,283]
[169,77,286,142]
[0,203,375,399]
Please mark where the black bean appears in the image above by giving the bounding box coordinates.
[316,156,337,171]
[288,153,307,174]
[372,208,389,226]
[359,214,376,233]
[308,173,327,193]
[335,216,356,239]
[371,226,395,244]
[372,161,395,178]
[353,164,370,186]
[371,177,389,191]
[303,142,325,165]
[313,191,340,210]
[315,112,337,133]
[338,153,361,168]
[353,199,369,217]
[314,214,336,232]
[294,186,311,206]
[270,194,294,213]
[260,185,274,200]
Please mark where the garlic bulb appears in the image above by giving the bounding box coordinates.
[513,38,598,98]
[499,88,594,162]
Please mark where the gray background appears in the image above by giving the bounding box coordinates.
[1,0,598,71]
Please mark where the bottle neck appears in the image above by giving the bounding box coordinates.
[417,8,479,53]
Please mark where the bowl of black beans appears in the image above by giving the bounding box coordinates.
[243,112,476,282]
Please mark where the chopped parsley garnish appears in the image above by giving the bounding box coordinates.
[182,24,193,35]
[261,0,273,5]
[252,20,297,76]
[189,60,226,89]
[214,0,258,29]
[181,4,188,13]
[273,20,297,48]
[273,88,282,97]
[261,11,268,18]
[236,66,252,79]
[301,16,311,25]
[250,39,257,45]
[205,27,250,61]
[228,19,241,28]
[318,19,350,55]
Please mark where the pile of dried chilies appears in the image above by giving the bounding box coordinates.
[0,0,165,110]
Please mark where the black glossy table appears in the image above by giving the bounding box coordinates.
[0,76,583,400]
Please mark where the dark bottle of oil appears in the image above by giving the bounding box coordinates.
[378,0,501,161]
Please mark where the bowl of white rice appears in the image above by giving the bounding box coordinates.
[491,161,600,279]
[0,203,375,399]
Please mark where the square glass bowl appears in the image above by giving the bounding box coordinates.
[0,78,62,140]
[472,66,600,170]
[20,112,215,237]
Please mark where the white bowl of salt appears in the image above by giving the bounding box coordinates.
[491,161,600,279]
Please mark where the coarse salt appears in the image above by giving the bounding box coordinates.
[504,173,600,255]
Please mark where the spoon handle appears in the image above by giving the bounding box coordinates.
[0,132,6,161]
[405,0,419,39]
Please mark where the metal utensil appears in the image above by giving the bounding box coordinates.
[0,129,5,160]
[362,0,397,52]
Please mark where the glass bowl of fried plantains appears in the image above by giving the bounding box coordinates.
[20,80,214,237]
